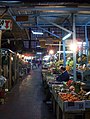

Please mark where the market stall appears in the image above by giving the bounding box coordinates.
[42,67,90,119]
[76,68,90,89]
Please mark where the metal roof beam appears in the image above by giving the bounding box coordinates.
[37,25,61,39]
[8,8,22,29]
[12,6,90,12]
[39,16,72,33]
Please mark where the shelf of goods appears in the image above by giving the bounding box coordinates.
[58,93,85,112]
[76,69,90,81]
[76,69,90,90]
[51,83,90,119]
[52,87,85,112]
[42,70,90,119]
[52,91,85,119]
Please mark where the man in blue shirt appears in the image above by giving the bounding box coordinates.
[56,66,69,82]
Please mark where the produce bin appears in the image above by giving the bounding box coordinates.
[58,97,85,112]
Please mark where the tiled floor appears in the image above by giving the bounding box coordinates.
[0,67,56,119]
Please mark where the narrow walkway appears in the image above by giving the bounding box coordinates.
[0,67,56,119]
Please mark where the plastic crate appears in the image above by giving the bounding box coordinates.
[85,100,90,109]
[58,97,85,112]
[64,101,85,112]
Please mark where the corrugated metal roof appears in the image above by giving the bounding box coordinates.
[0,1,90,41]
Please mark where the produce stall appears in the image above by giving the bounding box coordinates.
[76,69,90,90]
[42,68,90,119]
[51,81,86,119]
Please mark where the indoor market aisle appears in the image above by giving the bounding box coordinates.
[0,67,56,119]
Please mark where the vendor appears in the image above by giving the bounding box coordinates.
[56,66,69,82]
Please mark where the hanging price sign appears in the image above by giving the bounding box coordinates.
[0,19,12,30]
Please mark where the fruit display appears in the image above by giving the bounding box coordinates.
[77,54,87,65]
[58,93,80,102]
[55,60,64,67]
[78,65,90,71]
[78,89,89,100]
[57,82,90,102]
[52,79,90,102]
[66,80,74,87]
[66,58,74,70]
[48,63,60,74]
[44,67,90,111]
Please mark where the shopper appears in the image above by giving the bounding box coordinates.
[56,66,69,82]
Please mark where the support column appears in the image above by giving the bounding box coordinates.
[59,41,61,60]
[63,40,66,66]
[72,14,77,81]
[14,54,17,84]
[85,25,89,64]
[3,65,8,89]
[29,28,31,50]
[0,30,2,75]
[9,52,12,90]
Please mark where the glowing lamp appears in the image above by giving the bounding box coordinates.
[49,49,54,55]
[70,42,77,52]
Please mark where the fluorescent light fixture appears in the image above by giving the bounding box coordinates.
[0,1,21,3]
[62,32,72,40]
[36,52,42,55]
[57,51,73,53]
[32,31,43,35]
[77,42,86,46]
[36,45,41,47]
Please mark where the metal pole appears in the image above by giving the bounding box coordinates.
[59,41,61,60]
[85,25,89,65]
[72,14,77,81]
[0,30,2,75]
[63,40,66,66]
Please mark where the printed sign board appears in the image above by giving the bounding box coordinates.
[0,19,12,30]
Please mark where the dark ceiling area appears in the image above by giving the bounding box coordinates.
[1,0,90,3]
[0,1,90,52]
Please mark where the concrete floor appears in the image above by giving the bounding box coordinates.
[0,67,56,119]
